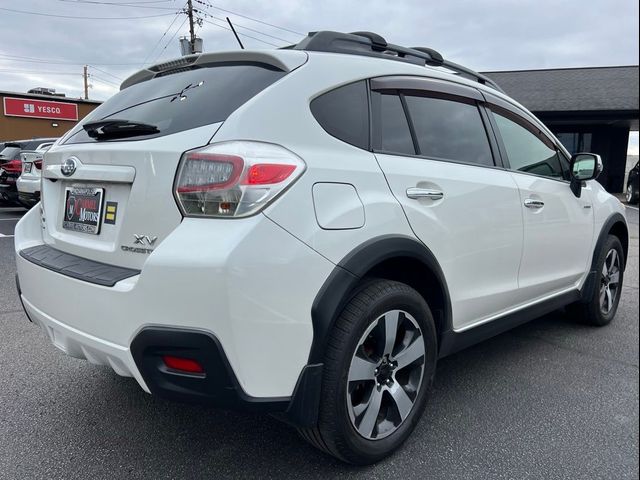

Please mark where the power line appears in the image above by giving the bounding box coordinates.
[194,1,304,36]
[151,16,188,64]
[90,74,120,87]
[0,53,144,66]
[0,6,179,20]
[140,10,184,66]
[202,19,280,48]
[208,14,295,43]
[88,65,124,81]
[57,0,179,10]
[0,69,81,76]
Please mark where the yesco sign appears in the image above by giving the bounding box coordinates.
[3,97,79,121]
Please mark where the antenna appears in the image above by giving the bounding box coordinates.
[226,17,244,49]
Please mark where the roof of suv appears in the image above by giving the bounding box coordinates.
[121,30,503,94]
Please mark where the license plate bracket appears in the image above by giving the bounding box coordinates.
[62,186,104,235]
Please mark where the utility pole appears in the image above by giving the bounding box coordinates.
[186,0,196,54]
[83,65,89,100]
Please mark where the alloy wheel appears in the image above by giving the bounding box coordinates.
[600,249,621,314]
[346,310,425,440]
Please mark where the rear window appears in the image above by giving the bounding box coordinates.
[0,147,21,160]
[64,63,286,144]
[310,81,369,150]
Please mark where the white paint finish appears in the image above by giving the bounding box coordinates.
[40,123,221,270]
[20,296,150,393]
[312,182,365,230]
[509,173,594,299]
[15,207,334,397]
[376,154,524,330]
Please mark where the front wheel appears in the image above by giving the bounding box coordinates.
[299,279,437,465]
[569,235,624,326]
[626,183,638,204]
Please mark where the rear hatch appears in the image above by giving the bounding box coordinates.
[39,51,307,270]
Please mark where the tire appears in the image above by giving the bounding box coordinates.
[626,183,639,205]
[569,235,624,326]
[299,279,437,465]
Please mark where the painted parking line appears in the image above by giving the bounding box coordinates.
[0,217,23,221]
[0,234,14,238]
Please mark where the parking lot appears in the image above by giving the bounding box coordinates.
[0,205,638,479]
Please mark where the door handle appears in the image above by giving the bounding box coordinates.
[406,188,444,200]
[524,198,544,209]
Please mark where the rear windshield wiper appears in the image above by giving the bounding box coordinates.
[83,119,159,140]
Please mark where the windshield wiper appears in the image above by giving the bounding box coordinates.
[83,119,159,140]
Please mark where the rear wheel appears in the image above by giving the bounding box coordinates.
[569,235,624,326]
[299,279,437,465]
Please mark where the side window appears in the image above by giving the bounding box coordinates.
[491,111,565,180]
[310,81,369,150]
[371,92,415,155]
[403,95,494,166]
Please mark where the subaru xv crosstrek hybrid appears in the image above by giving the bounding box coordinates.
[14,31,628,464]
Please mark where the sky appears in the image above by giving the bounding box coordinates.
[0,0,638,151]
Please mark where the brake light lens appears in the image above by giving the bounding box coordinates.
[174,141,305,218]
[34,159,43,170]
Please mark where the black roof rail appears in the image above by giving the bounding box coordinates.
[292,31,505,93]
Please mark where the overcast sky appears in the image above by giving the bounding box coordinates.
[1,0,638,151]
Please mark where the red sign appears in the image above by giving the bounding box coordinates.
[3,96,78,121]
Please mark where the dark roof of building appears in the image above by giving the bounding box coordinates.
[483,65,639,113]
[0,90,102,105]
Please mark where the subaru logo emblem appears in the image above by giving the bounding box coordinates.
[61,157,78,176]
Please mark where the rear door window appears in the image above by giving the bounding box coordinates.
[64,63,287,144]
[310,81,369,150]
[404,95,494,166]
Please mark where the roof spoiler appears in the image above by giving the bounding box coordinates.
[291,31,505,93]
[120,50,308,90]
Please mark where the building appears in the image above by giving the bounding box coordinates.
[0,90,101,141]
[484,66,639,193]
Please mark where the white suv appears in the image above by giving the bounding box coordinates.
[14,31,628,464]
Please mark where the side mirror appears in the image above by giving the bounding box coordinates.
[569,153,603,197]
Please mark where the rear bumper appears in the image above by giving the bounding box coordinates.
[20,295,150,391]
[17,176,40,195]
[14,205,333,409]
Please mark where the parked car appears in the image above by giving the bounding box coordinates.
[14,31,628,465]
[0,138,57,205]
[626,161,639,204]
[17,147,51,208]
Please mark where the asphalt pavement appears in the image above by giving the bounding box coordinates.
[0,204,638,479]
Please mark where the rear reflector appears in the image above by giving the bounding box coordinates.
[162,355,205,374]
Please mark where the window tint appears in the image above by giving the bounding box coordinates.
[492,111,564,179]
[311,81,369,150]
[371,92,415,155]
[64,63,286,144]
[404,95,493,166]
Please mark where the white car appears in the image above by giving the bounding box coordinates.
[17,144,54,207]
[14,31,628,464]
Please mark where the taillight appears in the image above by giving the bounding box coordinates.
[174,141,305,218]
[3,160,22,174]
[34,159,43,170]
